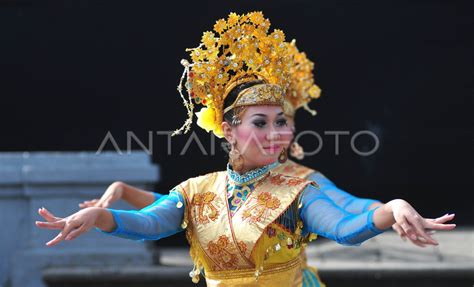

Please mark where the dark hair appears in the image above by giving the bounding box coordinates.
[223,80,264,124]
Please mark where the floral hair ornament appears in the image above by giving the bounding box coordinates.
[283,40,322,118]
[173,11,301,138]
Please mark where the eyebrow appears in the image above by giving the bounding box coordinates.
[250,112,285,118]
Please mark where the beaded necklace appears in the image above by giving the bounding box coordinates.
[226,162,279,216]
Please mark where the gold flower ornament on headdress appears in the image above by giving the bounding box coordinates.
[284,40,322,117]
[173,11,321,137]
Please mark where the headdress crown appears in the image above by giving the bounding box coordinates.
[174,12,321,137]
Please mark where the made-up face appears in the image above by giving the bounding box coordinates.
[223,105,293,173]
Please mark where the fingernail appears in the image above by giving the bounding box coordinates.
[410,235,417,240]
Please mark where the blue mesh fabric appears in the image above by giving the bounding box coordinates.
[152,192,165,202]
[299,184,386,246]
[100,190,184,241]
[308,173,381,214]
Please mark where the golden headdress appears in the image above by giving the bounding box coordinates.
[174,11,320,137]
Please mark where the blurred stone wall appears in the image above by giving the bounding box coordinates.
[0,151,159,287]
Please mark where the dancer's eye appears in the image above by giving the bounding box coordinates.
[253,120,266,128]
[276,118,288,127]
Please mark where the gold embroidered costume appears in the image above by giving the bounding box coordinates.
[174,168,316,286]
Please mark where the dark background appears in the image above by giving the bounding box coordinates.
[1,0,472,247]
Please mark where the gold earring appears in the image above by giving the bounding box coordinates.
[278,147,288,163]
[229,141,244,173]
[290,141,305,160]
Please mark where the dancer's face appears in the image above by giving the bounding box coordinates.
[222,105,293,173]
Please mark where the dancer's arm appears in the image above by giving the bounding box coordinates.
[299,184,455,246]
[36,190,184,246]
[79,181,162,209]
[308,172,444,247]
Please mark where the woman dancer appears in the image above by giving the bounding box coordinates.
[36,12,455,287]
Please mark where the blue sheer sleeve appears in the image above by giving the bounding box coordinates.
[100,190,184,241]
[299,184,386,246]
[308,172,381,214]
[153,192,165,202]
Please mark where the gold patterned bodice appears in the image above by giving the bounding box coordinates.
[174,167,314,287]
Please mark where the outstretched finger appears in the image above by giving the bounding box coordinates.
[46,231,66,246]
[423,214,454,234]
[65,224,88,241]
[395,222,428,247]
[409,217,438,245]
[46,221,78,246]
[36,220,65,230]
[407,236,428,248]
[79,199,99,209]
[424,221,456,231]
[432,214,455,224]
[38,208,61,222]
[78,202,91,208]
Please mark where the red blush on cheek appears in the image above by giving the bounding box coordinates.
[234,128,267,149]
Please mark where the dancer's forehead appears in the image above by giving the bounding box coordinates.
[241,105,285,120]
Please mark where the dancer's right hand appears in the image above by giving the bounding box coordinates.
[36,207,103,246]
